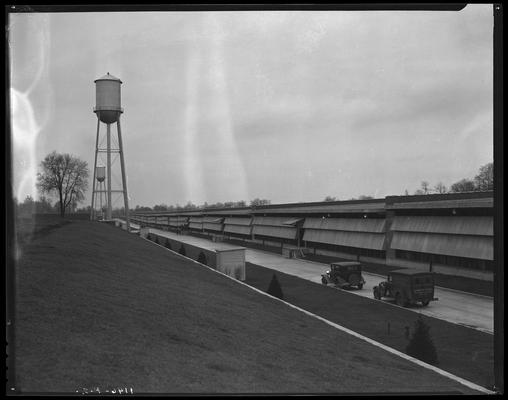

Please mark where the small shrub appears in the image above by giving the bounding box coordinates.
[406,316,438,365]
[267,274,284,300]
[179,244,186,256]
[197,251,207,265]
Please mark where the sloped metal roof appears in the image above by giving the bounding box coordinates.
[390,231,493,260]
[95,72,122,82]
[303,217,386,233]
[303,229,386,250]
[391,216,493,236]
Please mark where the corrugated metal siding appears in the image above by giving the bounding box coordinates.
[203,222,223,232]
[224,225,252,235]
[390,232,493,260]
[203,216,223,223]
[224,217,252,226]
[303,217,386,232]
[252,225,297,240]
[252,216,294,227]
[303,229,386,250]
[168,217,187,227]
[390,216,493,236]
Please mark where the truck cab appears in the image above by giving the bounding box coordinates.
[373,269,438,307]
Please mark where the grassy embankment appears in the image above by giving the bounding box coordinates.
[14,218,483,394]
[244,263,494,390]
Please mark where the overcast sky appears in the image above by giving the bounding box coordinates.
[9,5,493,208]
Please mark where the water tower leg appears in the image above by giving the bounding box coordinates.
[98,182,102,219]
[90,118,100,221]
[106,123,112,220]
[116,117,130,231]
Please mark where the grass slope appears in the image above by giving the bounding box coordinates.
[14,220,482,394]
[244,263,494,389]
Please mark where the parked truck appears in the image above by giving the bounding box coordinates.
[373,269,438,307]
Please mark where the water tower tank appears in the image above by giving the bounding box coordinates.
[94,72,123,124]
[96,166,106,182]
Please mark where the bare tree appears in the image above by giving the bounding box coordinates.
[474,162,493,191]
[450,178,476,193]
[420,181,430,194]
[36,151,89,217]
[434,182,447,194]
[250,198,271,207]
[324,196,337,202]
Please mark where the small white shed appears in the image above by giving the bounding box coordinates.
[216,248,246,281]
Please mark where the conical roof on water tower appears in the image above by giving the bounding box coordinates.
[95,72,123,83]
[94,72,123,124]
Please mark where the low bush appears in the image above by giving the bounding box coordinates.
[406,316,438,365]
[267,274,284,300]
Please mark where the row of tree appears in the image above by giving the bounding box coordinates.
[324,195,374,202]
[411,162,493,195]
[140,198,272,212]
[22,151,494,217]
[323,162,493,201]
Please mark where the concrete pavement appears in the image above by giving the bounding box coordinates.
[133,226,494,334]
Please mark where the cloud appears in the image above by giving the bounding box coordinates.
[8,8,494,206]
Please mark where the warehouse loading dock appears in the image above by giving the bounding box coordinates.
[140,227,246,281]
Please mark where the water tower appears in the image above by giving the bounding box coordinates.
[93,166,106,219]
[90,72,130,230]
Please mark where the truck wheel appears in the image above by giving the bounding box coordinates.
[321,277,327,285]
[357,283,364,290]
[395,293,407,307]
[421,300,430,307]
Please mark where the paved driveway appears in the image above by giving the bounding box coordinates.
[246,249,493,334]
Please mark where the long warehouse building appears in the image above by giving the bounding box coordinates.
[130,191,494,280]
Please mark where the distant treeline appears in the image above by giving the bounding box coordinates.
[324,162,493,201]
[15,162,493,215]
[133,198,271,212]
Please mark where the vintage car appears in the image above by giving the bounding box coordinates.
[321,261,366,289]
[373,269,438,307]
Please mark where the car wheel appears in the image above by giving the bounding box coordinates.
[321,277,327,285]
[373,287,380,300]
[421,300,430,307]
[357,283,363,290]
